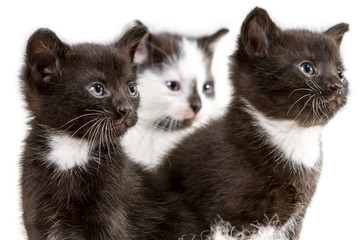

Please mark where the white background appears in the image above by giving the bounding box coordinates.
[1,0,359,239]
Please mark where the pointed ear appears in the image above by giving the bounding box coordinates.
[115,24,148,64]
[131,21,149,64]
[324,23,349,46]
[26,28,69,82]
[239,7,279,57]
[197,28,229,56]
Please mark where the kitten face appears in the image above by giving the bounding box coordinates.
[22,27,147,140]
[135,28,229,131]
[233,9,349,127]
[138,37,213,130]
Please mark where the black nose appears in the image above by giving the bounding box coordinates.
[328,82,344,94]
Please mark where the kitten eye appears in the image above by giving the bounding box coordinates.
[166,81,180,91]
[203,82,214,95]
[89,84,106,97]
[300,63,315,76]
[337,69,346,82]
[127,82,138,97]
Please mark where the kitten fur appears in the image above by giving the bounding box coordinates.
[20,26,148,239]
[206,219,289,240]
[20,27,208,240]
[121,21,231,169]
[157,7,349,239]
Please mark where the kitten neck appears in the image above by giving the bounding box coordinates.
[32,121,121,171]
[239,98,323,169]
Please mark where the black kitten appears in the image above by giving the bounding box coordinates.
[20,25,209,240]
[20,26,148,239]
[157,7,349,239]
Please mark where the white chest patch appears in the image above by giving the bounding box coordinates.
[246,104,322,168]
[47,134,90,170]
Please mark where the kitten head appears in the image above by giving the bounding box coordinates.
[22,26,148,139]
[232,7,349,127]
[128,21,229,131]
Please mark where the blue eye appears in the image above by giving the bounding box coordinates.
[166,81,180,91]
[203,81,214,95]
[127,82,138,96]
[89,84,105,97]
[300,63,315,76]
[337,69,345,82]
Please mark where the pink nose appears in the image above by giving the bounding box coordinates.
[328,83,343,94]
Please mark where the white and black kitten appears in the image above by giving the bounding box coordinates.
[20,26,149,239]
[121,22,231,169]
[20,25,218,240]
[157,7,349,240]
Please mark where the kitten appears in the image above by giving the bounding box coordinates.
[20,26,148,239]
[121,22,231,169]
[157,7,349,239]
[20,25,212,240]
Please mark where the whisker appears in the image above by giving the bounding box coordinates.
[59,113,101,129]
[84,117,103,163]
[287,94,312,116]
[169,118,175,131]
[69,118,99,139]
[288,88,313,98]
[90,118,108,164]
[295,95,315,120]
[135,124,172,168]
[316,97,327,123]
[84,118,106,142]
[319,96,330,120]
[84,109,107,114]
[305,79,317,92]
[106,118,117,155]
[313,97,323,124]
[311,79,322,92]
[139,118,172,132]
[77,118,103,149]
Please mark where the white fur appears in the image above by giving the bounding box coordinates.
[122,37,231,169]
[210,226,287,240]
[207,218,292,240]
[47,134,90,170]
[137,38,218,124]
[245,102,322,168]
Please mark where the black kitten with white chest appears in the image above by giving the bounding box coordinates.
[20,26,148,239]
[20,25,211,240]
[157,8,349,239]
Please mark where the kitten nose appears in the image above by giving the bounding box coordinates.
[116,105,132,117]
[188,84,202,114]
[328,82,343,94]
[190,101,202,114]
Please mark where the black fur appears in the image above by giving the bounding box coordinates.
[20,26,148,239]
[156,7,349,239]
[20,25,216,240]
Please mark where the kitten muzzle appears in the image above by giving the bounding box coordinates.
[113,111,137,135]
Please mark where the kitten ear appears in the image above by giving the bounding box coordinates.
[197,28,229,56]
[115,24,148,64]
[26,28,69,82]
[324,23,349,46]
[118,20,149,64]
[239,7,279,57]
